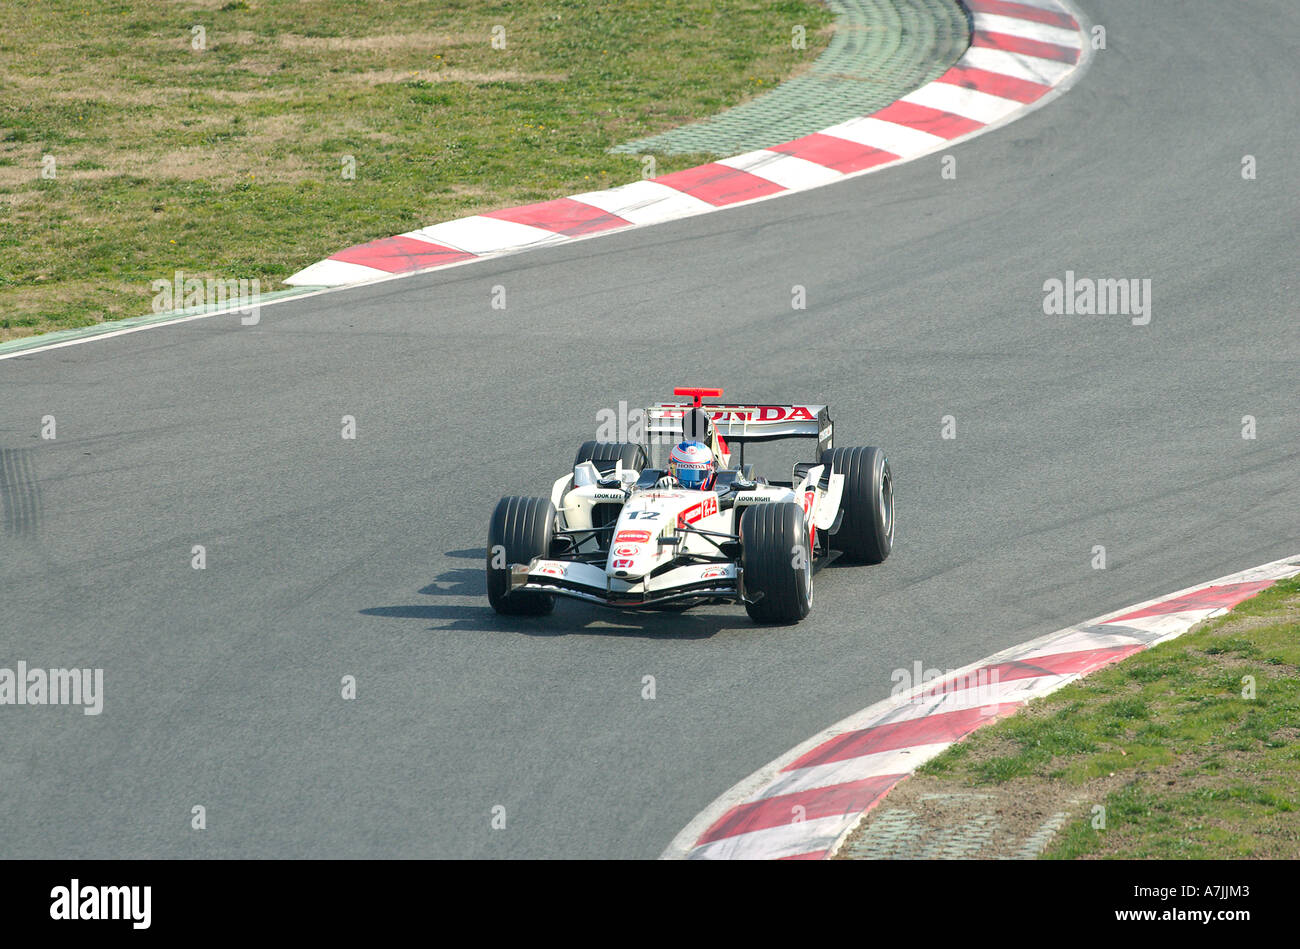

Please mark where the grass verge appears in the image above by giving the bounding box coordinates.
[0,0,834,341]
[912,574,1300,858]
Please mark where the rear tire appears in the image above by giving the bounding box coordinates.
[821,446,893,563]
[740,502,813,624]
[486,496,556,615]
[573,441,647,476]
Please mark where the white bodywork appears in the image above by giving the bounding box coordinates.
[517,460,844,608]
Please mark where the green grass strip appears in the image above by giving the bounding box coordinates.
[915,574,1300,859]
[0,0,835,342]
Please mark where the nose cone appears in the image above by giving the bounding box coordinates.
[608,490,708,578]
[606,525,658,578]
[607,548,655,578]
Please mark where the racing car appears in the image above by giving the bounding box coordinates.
[485,387,893,624]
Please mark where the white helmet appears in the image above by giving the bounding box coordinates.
[668,440,716,490]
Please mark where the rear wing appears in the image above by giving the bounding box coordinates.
[646,401,833,461]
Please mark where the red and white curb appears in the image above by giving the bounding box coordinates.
[660,555,1300,860]
[287,0,1091,288]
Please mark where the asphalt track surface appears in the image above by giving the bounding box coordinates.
[2,0,1296,858]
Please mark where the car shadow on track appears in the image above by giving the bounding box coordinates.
[359,550,758,639]
[359,601,746,639]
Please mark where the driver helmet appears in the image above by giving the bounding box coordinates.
[668,440,716,490]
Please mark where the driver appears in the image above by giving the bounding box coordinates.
[667,440,717,490]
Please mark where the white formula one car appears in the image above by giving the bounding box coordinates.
[486,387,893,624]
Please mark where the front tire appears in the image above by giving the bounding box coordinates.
[740,502,813,624]
[821,446,893,563]
[486,496,556,615]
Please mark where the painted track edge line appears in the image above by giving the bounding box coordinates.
[0,286,329,361]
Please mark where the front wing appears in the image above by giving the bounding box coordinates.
[509,558,742,608]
